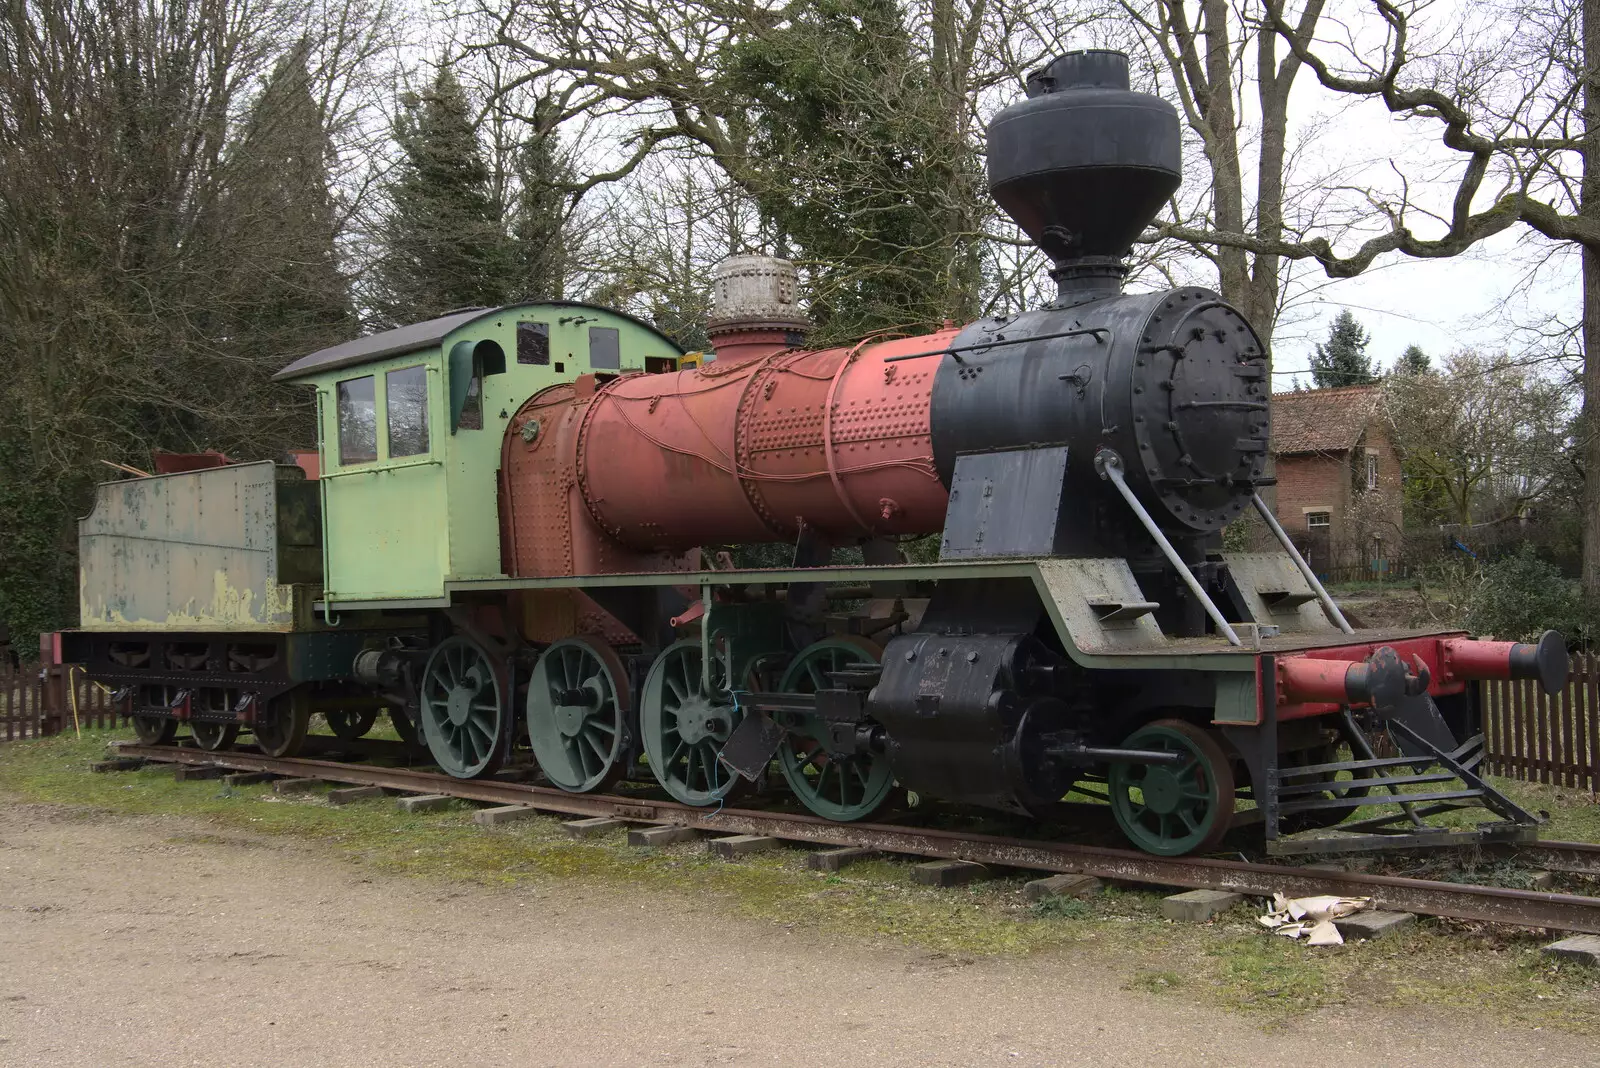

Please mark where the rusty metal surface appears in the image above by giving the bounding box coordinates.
[118,742,1600,934]
[555,331,952,554]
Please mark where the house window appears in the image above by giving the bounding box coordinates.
[1365,451,1378,490]
[589,326,621,370]
[517,321,550,365]
[336,376,377,465]
[1306,511,1331,530]
[385,365,429,458]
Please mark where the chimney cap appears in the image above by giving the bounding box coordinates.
[707,255,810,333]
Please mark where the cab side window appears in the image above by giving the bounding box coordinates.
[517,321,550,365]
[386,365,430,457]
[589,326,620,370]
[336,376,377,465]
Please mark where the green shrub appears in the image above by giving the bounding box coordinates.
[1464,545,1585,643]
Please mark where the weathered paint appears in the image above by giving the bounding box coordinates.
[300,303,682,605]
[78,461,317,632]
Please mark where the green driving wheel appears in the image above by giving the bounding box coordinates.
[527,636,630,793]
[775,638,894,822]
[640,639,742,806]
[419,636,507,779]
[1108,719,1235,856]
[325,707,379,740]
[190,721,239,752]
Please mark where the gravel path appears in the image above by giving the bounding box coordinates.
[0,803,1590,1066]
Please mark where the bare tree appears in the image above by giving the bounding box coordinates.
[1383,351,1572,527]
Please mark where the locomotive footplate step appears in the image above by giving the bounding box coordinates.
[912,860,988,887]
[562,817,627,839]
[807,847,879,872]
[1024,873,1102,902]
[709,835,778,858]
[629,825,701,848]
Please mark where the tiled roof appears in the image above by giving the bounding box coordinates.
[1270,385,1381,455]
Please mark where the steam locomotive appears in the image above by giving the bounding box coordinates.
[56,50,1564,857]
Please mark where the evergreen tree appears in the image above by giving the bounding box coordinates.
[1309,309,1378,388]
[369,67,517,325]
[216,43,354,364]
[725,0,985,341]
[510,122,572,301]
[1394,343,1431,375]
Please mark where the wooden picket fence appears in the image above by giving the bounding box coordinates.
[1482,654,1600,793]
[0,665,119,742]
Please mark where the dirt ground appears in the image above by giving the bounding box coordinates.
[0,802,1592,1067]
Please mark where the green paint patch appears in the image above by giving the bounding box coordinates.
[3,728,1600,1032]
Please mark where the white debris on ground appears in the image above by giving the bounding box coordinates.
[1258,893,1372,946]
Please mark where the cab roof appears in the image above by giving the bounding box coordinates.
[273,302,679,382]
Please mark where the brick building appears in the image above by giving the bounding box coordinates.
[1270,385,1404,572]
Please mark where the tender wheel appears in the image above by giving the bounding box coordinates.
[775,638,894,822]
[255,691,311,758]
[325,708,379,740]
[389,707,421,746]
[526,636,630,794]
[190,721,239,752]
[418,636,507,779]
[1108,719,1235,856]
[131,715,177,746]
[640,639,742,806]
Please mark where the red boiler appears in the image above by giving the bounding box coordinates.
[500,327,957,580]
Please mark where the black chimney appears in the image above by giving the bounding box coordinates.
[986,50,1181,306]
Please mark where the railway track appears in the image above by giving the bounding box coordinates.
[112,740,1600,935]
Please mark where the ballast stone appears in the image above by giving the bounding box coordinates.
[1333,910,1415,941]
[327,785,385,806]
[1024,873,1102,902]
[1160,889,1242,922]
[912,860,988,887]
[628,825,700,848]
[1542,934,1600,966]
[396,793,455,813]
[473,805,541,827]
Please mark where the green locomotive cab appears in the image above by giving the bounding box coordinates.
[273,303,683,607]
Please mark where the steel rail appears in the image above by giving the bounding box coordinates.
[114,742,1600,934]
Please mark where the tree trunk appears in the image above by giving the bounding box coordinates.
[1585,0,1600,614]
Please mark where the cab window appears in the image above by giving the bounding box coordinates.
[386,365,430,457]
[589,326,620,370]
[336,376,377,465]
[517,321,550,365]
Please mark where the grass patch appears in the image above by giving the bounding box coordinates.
[3,727,1599,1031]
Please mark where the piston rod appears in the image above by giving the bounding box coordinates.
[1097,449,1240,646]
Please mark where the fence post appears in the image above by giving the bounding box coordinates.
[39,665,66,737]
